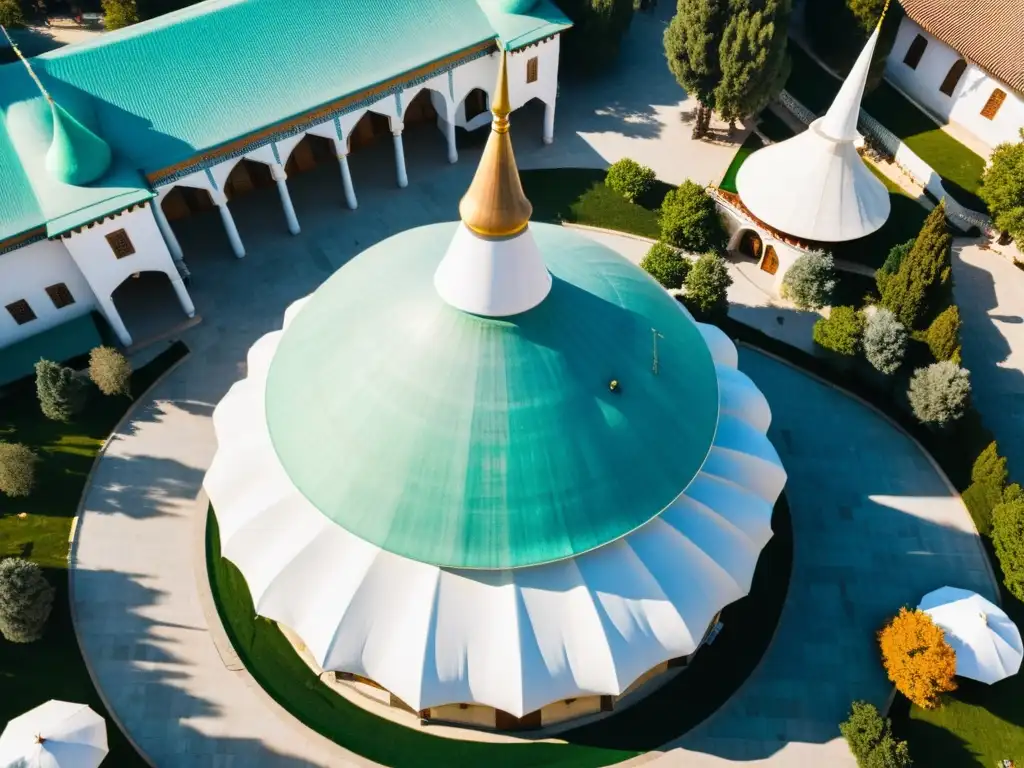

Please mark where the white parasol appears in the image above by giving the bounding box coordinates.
[918,587,1023,685]
[0,701,107,768]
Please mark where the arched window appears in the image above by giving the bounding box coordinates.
[902,34,928,69]
[981,88,1007,120]
[939,59,967,96]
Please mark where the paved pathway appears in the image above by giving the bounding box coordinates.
[952,241,1024,480]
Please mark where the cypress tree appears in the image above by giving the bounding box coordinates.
[664,0,728,138]
[880,203,952,329]
[713,0,792,127]
[34,360,87,422]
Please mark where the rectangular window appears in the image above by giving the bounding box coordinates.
[902,34,928,69]
[5,299,36,325]
[45,283,75,309]
[526,56,539,84]
[981,88,1006,120]
[105,228,135,259]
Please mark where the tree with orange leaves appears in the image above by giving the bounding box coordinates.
[879,607,957,709]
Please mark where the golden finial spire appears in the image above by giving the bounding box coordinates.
[458,48,533,238]
[877,0,891,28]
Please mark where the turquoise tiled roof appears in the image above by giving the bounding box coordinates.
[0,0,570,243]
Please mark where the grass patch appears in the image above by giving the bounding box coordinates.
[0,341,188,767]
[206,493,792,763]
[785,45,986,212]
[719,133,764,194]
[520,168,669,239]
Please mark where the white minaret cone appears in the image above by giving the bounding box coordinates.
[818,24,881,142]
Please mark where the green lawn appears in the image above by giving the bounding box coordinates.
[785,44,986,212]
[207,494,792,764]
[0,341,187,766]
[719,133,764,194]
[520,167,669,239]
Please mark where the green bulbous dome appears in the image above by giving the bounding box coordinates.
[45,102,112,186]
[492,0,538,13]
[264,222,720,569]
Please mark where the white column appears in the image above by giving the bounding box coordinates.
[169,274,195,317]
[212,190,245,258]
[445,116,458,164]
[543,101,556,145]
[392,124,408,188]
[270,163,301,235]
[150,198,183,261]
[96,295,132,347]
[335,144,358,210]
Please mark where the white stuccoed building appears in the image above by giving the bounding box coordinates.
[0,0,569,383]
[885,0,1024,154]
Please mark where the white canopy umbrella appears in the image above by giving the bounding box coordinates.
[0,701,107,768]
[918,587,1023,685]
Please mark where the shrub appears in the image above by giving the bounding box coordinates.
[659,181,727,253]
[0,0,25,27]
[926,305,961,362]
[881,205,952,329]
[683,252,733,320]
[0,443,38,498]
[993,492,1024,601]
[973,441,1008,489]
[641,242,691,289]
[839,701,913,768]
[980,129,1024,244]
[875,239,913,296]
[780,250,836,310]
[879,607,957,709]
[862,308,907,375]
[89,346,133,397]
[101,0,139,30]
[0,558,55,644]
[605,159,656,203]
[34,359,87,422]
[813,306,864,356]
[907,361,970,427]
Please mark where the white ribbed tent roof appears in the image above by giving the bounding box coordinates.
[205,300,786,717]
[735,26,891,242]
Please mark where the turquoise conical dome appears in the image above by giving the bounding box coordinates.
[264,222,721,570]
[45,102,112,186]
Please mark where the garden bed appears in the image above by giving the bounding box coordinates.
[0,340,189,766]
[206,493,792,764]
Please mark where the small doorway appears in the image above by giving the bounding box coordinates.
[348,111,392,151]
[224,159,275,201]
[738,230,763,261]
[404,89,439,128]
[464,88,489,122]
[161,186,216,222]
[285,134,338,177]
[760,246,779,275]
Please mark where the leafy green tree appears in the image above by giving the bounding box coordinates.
[605,158,656,203]
[0,442,38,498]
[34,360,86,422]
[875,239,913,296]
[102,0,139,30]
[683,251,733,319]
[89,346,133,397]
[993,491,1024,601]
[641,242,692,289]
[880,204,952,329]
[0,0,25,27]
[780,250,835,310]
[862,308,907,375]
[907,361,970,427]
[973,441,1009,489]
[665,0,790,136]
[926,305,961,362]
[553,0,634,76]
[813,306,864,356]
[0,558,55,644]
[712,0,792,127]
[980,130,1024,243]
[963,441,1010,536]
[839,701,913,768]
[658,181,727,252]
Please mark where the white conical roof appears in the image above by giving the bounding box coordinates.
[735,27,891,242]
